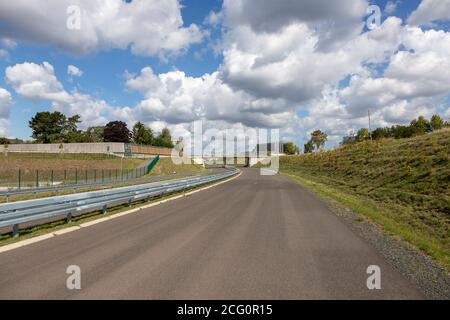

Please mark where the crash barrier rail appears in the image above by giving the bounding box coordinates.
[0,167,239,236]
[0,169,223,200]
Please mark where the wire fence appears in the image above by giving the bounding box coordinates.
[0,167,149,190]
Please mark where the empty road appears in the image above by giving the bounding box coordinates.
[0,169,424,299]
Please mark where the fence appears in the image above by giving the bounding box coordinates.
[0,167,149,190]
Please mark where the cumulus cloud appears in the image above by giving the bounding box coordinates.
[205,1,450,145]
[0,0,204,58]
[220,17,403,104]
[408,0,450,26]
[67,65,83,77]
[0,88,12,136]
[5,62,71,102]
[126,67,298,129]
[5,61,126,128]
[222,0,368,51]
[4,1,450,147]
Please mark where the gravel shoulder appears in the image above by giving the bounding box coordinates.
[284,173,450,300]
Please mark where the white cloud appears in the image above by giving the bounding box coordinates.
[408,0,450,26]
[126,67,298,129]
[0,88,12,136]
[5,61,126,128]
[67,65,83,77]
[4,1,450,147]
[220,17,402,104]
[5,62,71,102]
[222,0,368,51]
[0,0,204,58]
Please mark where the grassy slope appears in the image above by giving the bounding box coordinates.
[0,153,142,172]
[280,129,449,270]
[150,157,205,176]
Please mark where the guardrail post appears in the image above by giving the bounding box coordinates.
[66,212,72,223]
[51,170,54,186]
[36,170,39,188]
[102,205,107,215]
[94,170,97,183]
[85,170,88,184]
[75,169,78,185]
[102,170,104,182]
[12,224,19,237]
[18,169,21,190]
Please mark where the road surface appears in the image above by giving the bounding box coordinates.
[0,169,424,299]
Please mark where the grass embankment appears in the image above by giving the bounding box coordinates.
[0,153,143,186]
[0,152,142,170]
[0,155,206,202]
[151,157,205,176]
[281,130,450,270]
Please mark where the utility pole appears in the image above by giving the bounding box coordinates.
[368,109,372,141]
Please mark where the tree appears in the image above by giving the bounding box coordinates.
[103,121,131,143]
[391,125,413,139]
[410,116,431,136]
[29,111,68,143]
[132,122,153,145]
[356,128,370,142]
[154,128,174,148]
[304,140,314,154]
[283,142,299,155]
[0,137,10,145]
[85,126,105,142]
[372,127,392,140]
[310,130,328,150]
[430,115,444,131]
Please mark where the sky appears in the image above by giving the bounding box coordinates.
[0,0,450,148]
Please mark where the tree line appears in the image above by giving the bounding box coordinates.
[1,111,174,148]
[342,114,449,145]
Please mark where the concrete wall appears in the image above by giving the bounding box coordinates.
[3,143,126,155]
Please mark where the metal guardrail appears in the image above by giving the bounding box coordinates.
[0,167,239,236]
[0,169,224,200]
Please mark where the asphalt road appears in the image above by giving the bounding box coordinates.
[0,169,424,299]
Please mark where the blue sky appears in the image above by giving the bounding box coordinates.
[0,0,449,147]
[0,0,225,139]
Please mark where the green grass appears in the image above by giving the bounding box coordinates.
[150,157,205,176]
[0,152,144,188]
[279,130,450,270]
